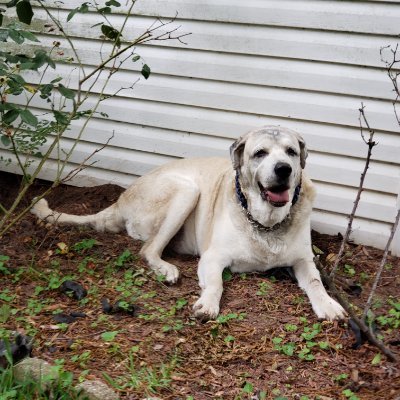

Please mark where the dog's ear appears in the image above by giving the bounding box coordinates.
[230,135,247,170]
[295,132,308,169]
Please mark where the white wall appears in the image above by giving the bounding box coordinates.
[1,0,399,254]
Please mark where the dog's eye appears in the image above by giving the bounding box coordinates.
[287,148,298,156]
[253,149,268,158]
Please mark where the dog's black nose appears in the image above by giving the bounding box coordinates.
[274,162,292,179]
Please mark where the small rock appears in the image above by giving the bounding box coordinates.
[13,357,59,390]
[76,380,119,400]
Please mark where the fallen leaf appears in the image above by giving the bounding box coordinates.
[56,242,69,254]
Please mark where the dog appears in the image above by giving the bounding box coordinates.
[31,126,346,321]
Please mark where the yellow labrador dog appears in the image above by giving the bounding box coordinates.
[31,126,345,321]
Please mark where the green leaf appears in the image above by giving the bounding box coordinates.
[67,2,90,22]
[3,109,19,124]
[0,29,8,41]
[312,245,324,255]
[1,135,11,146]
[131,54,140,62]
[19,30,40,42]
[242,382,253,394]
[19,109,38,126]
[141,64,151,80]
[101,24,120,41]
[53,110,69,125]
[8,28,24,44]
[16,1,34,25]
[98,6,111,15]
[106,0,121,6]
[222,268,232,282]
[51,77,63,84]
[371,353,381,365]
[58,84,75,100]
[101,331,119,342]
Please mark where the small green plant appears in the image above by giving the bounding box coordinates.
[343,264,356,277]
[0,255,10,274]
[334,373,349,383]
[71,350,92,368]
[284,323,298,332]
[256,281,271,296]
[272,337,296,356]
[103,348,179,394]
[209,312,246,338]
[242,381,254,395]
[342,389,360,400]
[72,238,99,254]
[115,249,134,268]
[376,298,400,330]
[272,321,332,362]
[101,331,120,342]
[222,268,233,281]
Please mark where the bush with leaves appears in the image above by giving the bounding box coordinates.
[0,0,188,234]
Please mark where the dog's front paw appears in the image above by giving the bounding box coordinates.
[152,263,179,284]
[314,296,347,321]
[193,296,220,322]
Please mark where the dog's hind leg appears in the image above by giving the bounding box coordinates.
[138,180,200,284]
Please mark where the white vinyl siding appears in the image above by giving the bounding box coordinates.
[1,0,399,254]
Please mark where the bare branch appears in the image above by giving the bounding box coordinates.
[80,14,190,87]
[330,104,377,278]
[60,132,115,184]
[363,208,400,319]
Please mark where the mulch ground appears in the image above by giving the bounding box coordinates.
[0,170,399,400]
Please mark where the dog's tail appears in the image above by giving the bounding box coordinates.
[31,198,125,233]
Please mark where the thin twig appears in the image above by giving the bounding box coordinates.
[330,104,377,278]
[363,208,400,319]
[61,132,115,184]
[80,14,189,87]
[37,0,85,77]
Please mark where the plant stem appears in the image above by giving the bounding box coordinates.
[363,208,400,319]
[330,104,377,278]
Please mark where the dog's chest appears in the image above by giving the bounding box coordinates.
[229,232,291,272]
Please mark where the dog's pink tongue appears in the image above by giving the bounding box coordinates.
[267,189,289,203]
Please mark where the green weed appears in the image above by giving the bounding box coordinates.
[272,321,333,361]
[72,238,98,254]
[0,255,10,274]
[0,359,78,399]
[376,298,400,330]
[256,281,271,296]
[104,347,179,395]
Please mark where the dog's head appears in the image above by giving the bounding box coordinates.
[230,126,307,224]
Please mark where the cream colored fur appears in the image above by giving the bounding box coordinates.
[31,126,346,321]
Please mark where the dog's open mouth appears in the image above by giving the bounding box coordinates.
[258,183,290,207]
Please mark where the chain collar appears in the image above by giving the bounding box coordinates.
[235,170,301,233]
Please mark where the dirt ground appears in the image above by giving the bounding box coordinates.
[0,170,399,400]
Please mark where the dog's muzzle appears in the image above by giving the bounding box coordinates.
[258,162,292,207]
